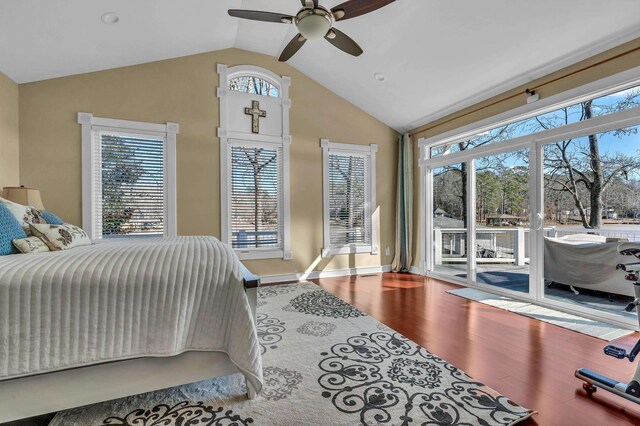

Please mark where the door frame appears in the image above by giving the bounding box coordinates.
[419,73,640,329]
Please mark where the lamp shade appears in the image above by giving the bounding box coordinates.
[2,186,45,210]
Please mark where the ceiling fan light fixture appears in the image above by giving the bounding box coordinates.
[333,9,346,20]
[296,10,333,40]
[227,0,397,61]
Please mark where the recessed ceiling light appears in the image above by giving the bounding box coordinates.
[101,12,119,25]
[374,73,387,82]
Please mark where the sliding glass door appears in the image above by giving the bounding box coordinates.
[541,125,640,323]
[423,80,640,328]
[432,163,468,280]
[474,149,531,294]
[428,148,533,297]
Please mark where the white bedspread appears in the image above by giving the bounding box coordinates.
[0,236,262,394]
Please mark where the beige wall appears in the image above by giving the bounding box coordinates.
[410,37,640,267]
[18,48,398,277]
[0,71,19,189]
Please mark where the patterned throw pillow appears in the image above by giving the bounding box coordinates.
[0,204,28,255]
[0,197,47,233]
[42,210,64,225]
[29,223,92,251]
[12,236,51,254]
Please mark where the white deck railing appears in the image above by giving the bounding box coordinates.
[435,226,640,266]
[434,227,556,266]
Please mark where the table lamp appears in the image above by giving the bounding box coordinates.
[2,186,45,210]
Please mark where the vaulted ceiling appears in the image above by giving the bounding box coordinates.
[1,0,639,131]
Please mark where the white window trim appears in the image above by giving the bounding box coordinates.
[419,65,640,152]
[78,112,179,239]
[321,139,378,257]
[416,66,640,330]
[217,64,292,261]
[418,65,640,281]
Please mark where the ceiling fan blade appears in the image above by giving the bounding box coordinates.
[279,34,307,62]
[331,0,395,21]
[228,9,294,24]
[325,28,363,57]
[300,0,318,8]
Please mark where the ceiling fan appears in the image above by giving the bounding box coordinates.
[228,0,396,62]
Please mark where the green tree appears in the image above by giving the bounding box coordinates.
[476,170,501,224]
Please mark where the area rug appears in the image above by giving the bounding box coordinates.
[448,287,634,341]
[51,282,534,425]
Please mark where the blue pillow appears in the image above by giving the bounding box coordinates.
[42,210,64,225]
[0,204,28,255]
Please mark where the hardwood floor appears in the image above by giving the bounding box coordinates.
[314,272,640,426]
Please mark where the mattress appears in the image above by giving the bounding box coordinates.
[0,236,262,394]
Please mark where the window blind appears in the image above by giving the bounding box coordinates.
[328,153,371,246]
[94,132,166,238]
[230,145,283,249]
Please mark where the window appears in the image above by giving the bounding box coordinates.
[79,113,178,239]
[99,133,165,237]
[419,69,640,329]
[228,75,279,97]
[230,143,283,250]
[430,83,640,158]
[218,64,292,261]
[321,140,378,256]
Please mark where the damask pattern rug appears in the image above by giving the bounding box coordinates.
[51,282,534,425]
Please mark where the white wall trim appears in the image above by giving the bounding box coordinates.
[320,139,378,258]
[409,265,423,275]
[260,265,392,284]
[78,112,179,239]
[218,64,292,261]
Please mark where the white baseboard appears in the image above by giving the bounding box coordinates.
[260,264,392,284]
[409,265,424,275]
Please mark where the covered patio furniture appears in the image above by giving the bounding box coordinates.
[544,234,633,297]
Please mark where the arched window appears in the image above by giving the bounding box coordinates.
[228,75,279,97]
[217,64,292,261]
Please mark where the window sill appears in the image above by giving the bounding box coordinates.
[234,249,292,261]
[322,245,377,258]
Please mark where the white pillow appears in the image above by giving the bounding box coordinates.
[12,236,51,254]
[29,223,92,251]
[0,197,47,233]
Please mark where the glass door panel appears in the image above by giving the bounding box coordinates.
[475,149,531,293]
[432,164,468,279]
[542,125,640,322]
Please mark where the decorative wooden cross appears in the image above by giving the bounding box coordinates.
[244,100,267,134]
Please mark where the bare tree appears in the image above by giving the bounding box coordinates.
[330,156,366,243]
[232,147,279,247]
[543,96,640,228]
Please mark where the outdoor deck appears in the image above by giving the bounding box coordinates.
[434,264,636,321]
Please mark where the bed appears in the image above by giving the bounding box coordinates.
[0,236,262,423]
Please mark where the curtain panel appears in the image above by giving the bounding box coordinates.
[392,133,413,272]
